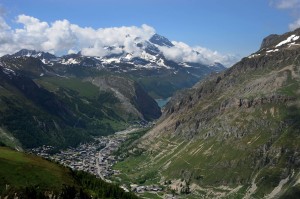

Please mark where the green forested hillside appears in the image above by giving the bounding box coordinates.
[0,59,161,149]
[0,147,139,199]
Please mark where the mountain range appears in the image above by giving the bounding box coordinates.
[0,32,230,199]
[1,33,225,99]
[0,33,227,150]
[0,57,161,149]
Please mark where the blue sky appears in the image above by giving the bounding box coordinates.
[0,0,299,65]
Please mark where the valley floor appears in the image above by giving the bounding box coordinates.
[30,124,169,198]
[30,124,300,199]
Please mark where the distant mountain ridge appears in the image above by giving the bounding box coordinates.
[0,33,227,150]
[0,56,161,149]
[2,33,226,99]
[11,49,57,60]
[6,33,225,72]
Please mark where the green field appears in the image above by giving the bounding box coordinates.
[36,77,101,99]
[0,147,74,193]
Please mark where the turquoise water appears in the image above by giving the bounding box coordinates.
[155,98,170,108]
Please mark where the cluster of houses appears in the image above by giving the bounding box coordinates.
[30,145,55,158]
[130,184,163,193]
[30,124,167,196]
[96,136,127,178]
[30,135,126,179]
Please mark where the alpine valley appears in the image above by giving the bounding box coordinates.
[0,33,225,150]
[0,24,300,199]
[112,28,300,198]
[0,32,226,198]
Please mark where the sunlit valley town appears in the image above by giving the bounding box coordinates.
[29,124,164,196]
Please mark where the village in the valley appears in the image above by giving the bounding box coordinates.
[31,135,122,179]
[30,124,164,196]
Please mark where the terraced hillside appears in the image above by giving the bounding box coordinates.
[113,28,300,198]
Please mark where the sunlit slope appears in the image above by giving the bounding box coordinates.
[114,28,300,198]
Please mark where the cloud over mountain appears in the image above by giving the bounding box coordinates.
[270,0,300,30]
[289,18,300,30]
[159,42,237,66]
[0,14,238,66]
[271,0,300,9]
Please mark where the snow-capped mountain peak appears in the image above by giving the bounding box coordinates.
[12,49,57,60]
[6,33,226,74]
[149,34,174,47]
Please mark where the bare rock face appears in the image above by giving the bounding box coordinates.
[260,28,300,49]
[260,34,280,49]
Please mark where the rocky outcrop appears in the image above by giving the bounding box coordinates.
[260,27,300,50]
[237,95,296,108]
[260,34,280,49]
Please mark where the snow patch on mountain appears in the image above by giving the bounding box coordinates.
[2,67,16,76]
[276,34,299,47]
[140,51,157,62]
[266,49,279,53]
[61,58,80,65]
[124,53,133,61]
[157,58,170,69]
[102,57,121,64]
[248,54,261,59]
[179,62,193,68]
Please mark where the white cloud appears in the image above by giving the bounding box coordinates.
[0,14,14,55]
[271,0,300,9]
[270,0,300,30]
[0,14,238,66]
[17,15,49,34]
[289,18,300,30]
[0,15,155,57]
[159,41,239,67]
[68,49,77,54]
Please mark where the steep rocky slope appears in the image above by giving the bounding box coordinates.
[85,75,161,121]
[115,29,300,198]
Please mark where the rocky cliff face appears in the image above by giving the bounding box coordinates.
[85,75,161,121]
[120,28,300,198]
[260,34,280,49]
